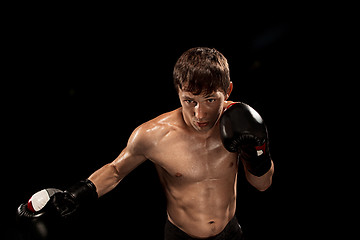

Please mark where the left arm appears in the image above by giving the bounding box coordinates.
[220,102,274,191]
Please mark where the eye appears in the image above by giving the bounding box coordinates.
[207,99,216,103]
[184,100,195,104]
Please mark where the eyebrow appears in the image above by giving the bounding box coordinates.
[182,94,217,100]
[204,94,217,98]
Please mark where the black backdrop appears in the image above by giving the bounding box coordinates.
[6,4,330,240]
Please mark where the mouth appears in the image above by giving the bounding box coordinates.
[196,122,209,128]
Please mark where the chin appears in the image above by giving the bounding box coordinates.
[193,123,215,133]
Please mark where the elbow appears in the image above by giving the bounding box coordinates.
[247,175,272,191]
[254,178,272,191]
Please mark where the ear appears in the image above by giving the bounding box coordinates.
[225,81,233,100]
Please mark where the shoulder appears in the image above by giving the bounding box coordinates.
[127,108,182,153]
[137,108,182,138]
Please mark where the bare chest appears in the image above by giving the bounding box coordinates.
[147,131,238,182]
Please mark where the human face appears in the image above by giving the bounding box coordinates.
[179,89,226,133]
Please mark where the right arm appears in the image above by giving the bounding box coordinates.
[16,124,150,238]
[89,124,149,197]
[16,123,151,234]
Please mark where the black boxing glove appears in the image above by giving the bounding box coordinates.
[16,188,63,240]
[51,179,98,217]
[16,179,97,239]
[220,102,272,176]
[17,179,97,220]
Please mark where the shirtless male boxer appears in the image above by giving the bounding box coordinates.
[17,47,274,240]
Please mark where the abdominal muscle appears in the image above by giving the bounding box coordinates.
[164,177,237,238]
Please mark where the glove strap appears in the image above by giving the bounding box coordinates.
[66,179,98,205]
[242,142,272,177]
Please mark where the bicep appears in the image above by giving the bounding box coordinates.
[110,146,147,180]
[111,124,150,178]
[89,125,149,197]
[88,148,147,197]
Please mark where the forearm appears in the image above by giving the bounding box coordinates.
[243,160,274,191]
[88,163,122,197]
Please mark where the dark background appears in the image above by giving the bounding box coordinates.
[5,3,338,240]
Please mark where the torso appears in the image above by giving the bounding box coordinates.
[142,103,239,238]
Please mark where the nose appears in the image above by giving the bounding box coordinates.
[194,103,206,120]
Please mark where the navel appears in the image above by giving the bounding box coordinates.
[175,172,183,177]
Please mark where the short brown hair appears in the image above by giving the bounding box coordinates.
[173,47,230,95]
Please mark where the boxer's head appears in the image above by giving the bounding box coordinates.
[173,47,231,96]
[174,47,233,133]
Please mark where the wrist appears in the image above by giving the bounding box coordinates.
[243,150,272,177]
[66,179,98,205]
[52,179,97,218]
